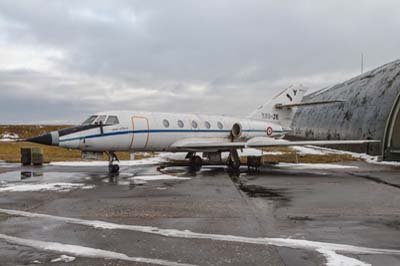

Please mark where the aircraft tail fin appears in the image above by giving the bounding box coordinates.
[248,84,307,129]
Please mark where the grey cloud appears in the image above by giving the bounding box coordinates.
[0,0,400,123]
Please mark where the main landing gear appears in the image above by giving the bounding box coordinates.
[227,149,241,171]
[186,152,203,171]
[107,152,120,174]
[185,150,241,171]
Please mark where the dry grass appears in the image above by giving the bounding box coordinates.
[260,147,357,164]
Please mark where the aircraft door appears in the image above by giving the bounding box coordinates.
[130,116,149,150]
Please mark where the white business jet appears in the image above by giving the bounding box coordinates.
[27,85,378,173]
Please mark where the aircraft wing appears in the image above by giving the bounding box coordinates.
[245,137,380,148]
[171,137,380,151]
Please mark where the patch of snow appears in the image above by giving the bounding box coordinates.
[50,255,76,263]
[262,151,285,155]
[0,233,195,266]
[32,260,42,264]
[0,139,15,142]
[239,148,263,156]
[1,207,399,266]
[158,152,188,161]
[317,248,371,266]
[41,143,400,169]
[291,146,331,155]
[0,133,19,142]
[132,175,190,181]
[277,163,357,169]
[0,183,95,192]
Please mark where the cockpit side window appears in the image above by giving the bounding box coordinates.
[106,116,119,125]
[82,115,98,125]
[95,115,107,124]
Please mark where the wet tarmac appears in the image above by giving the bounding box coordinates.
[0,160,399,266]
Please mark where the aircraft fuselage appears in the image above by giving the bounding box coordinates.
[47,111,286,152]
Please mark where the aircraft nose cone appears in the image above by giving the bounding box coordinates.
[26,133,53,146]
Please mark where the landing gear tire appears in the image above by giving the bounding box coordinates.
[109,164,120,174]
[190,155,202,171]
[227,149,241,171]
[228,157,240,171]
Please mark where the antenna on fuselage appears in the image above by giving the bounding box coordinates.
[361,53,364,74]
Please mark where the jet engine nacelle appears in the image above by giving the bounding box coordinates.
[231,121,280,139]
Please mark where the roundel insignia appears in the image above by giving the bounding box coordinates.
[266,127,273,136]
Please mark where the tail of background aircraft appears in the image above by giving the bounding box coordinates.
[248,84,307,130]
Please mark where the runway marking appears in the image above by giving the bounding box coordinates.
[1,208,399,266]
[0,233,196,266]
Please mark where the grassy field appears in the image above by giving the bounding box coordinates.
[260,147,357,164]
[0,125,358,164]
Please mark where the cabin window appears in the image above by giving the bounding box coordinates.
[204,121,211,129]
[82,115,98,125]
[163,119,170,128]
[177,120,184,128]
[217,121,223,129]
[192,120,198,128]
[106,116,119,125]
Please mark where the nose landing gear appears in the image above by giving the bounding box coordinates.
[107,152,120,174]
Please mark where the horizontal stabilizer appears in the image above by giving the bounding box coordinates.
[275,100,344,109]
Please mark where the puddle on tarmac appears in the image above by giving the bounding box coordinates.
[0,171,89,183]
[226,171,291,204]
[239,184,289,199]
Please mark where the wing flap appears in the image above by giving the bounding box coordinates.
[170,138,245,151]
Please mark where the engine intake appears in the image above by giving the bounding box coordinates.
[231,123,242,138]
[230,121,283,139]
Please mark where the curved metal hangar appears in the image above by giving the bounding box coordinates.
[290,59,400,161]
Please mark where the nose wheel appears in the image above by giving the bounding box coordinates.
[107,152,120,174]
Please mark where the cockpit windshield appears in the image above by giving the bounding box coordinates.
[81,115,98,125]
[94,115,107,125]
[81,115,120,125]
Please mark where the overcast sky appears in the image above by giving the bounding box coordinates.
[1,0,400,124]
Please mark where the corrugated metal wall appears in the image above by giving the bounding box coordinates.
[290,59,400,158]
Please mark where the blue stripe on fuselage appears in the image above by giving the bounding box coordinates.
[59,129,288,143]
